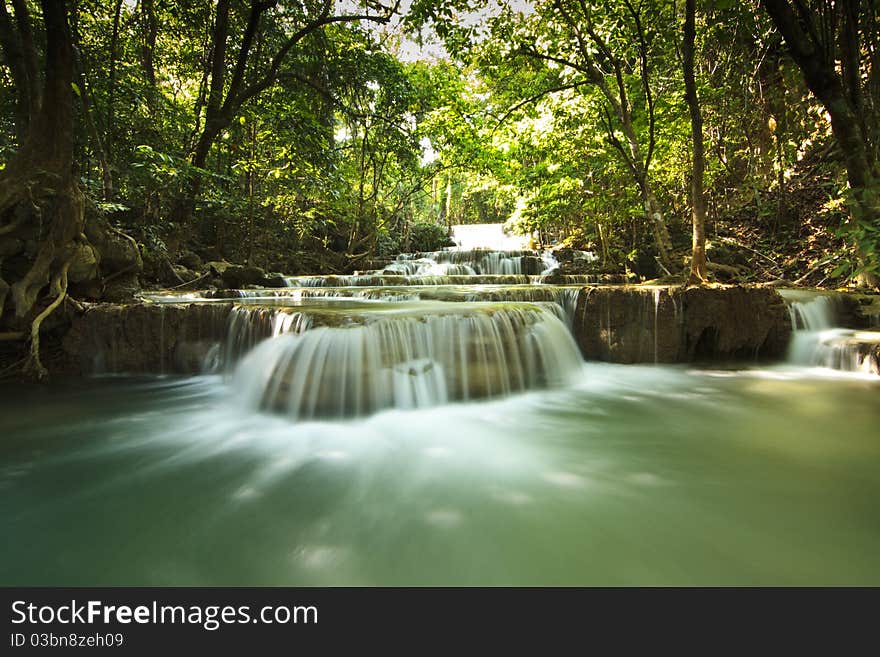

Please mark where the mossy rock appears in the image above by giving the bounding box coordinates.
[221,265,266,288]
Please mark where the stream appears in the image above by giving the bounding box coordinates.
[2,235,879,585]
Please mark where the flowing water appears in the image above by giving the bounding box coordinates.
[1,244,879,585]
[780,289,880,374]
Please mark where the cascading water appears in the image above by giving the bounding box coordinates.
[224,305,313,366]
[779,290,880,373]
[232,304,582,420]
[382,249,556,276]
[278,272,620,288]
[9,238,880,587]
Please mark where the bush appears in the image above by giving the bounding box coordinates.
[408,221,454,252]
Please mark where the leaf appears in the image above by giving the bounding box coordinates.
[70,82,81,97]
[829,262,851,278]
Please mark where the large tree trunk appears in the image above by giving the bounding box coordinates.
[0,1,38,143]
[762,0,879,286]
[0,1,101,377]
[105,0,124,165]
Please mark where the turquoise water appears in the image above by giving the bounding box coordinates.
[2,364,878,585]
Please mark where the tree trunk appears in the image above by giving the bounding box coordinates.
[0,1,37,142]
[3,0,79,311]
[684,0,707,284]
[0,0,90,377]
[105,0,124,164]
[762,0,880,286]
[619,110,675,271]
[640,181,675,272]
[140,0,158,111]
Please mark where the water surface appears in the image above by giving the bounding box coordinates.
[2,364,878,585]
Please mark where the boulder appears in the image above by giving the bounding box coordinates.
[221,264,266,288]
[521,255,545,275]
[178,250,203,271]
[262,274,290,288]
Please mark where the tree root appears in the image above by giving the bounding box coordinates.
[167,270,210,290]
[9,181,84,319]
[25,253,73,381]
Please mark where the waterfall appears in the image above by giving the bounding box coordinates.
[382,249,555,276]
[779,290,879,373]
[231,304,582,420]
[450,223,530,250]
[281,274,537,287]
[224,306,312,366]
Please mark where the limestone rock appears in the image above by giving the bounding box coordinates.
[572,285,791,363]
[63,302,233,374]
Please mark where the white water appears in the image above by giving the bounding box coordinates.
[10,264,880,585]
[451,223,530,251]
[381,249,558,276]
[779,290,879,374]
[232,304,582,420]
[4,363,880,586]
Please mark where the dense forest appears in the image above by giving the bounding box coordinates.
[0,0,878,377]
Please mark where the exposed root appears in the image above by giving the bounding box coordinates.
[686,273,708,287]
[25,253,73,381]
[10,183,84,319]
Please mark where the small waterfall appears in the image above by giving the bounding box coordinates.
[781,291,837,365]
[786,294,836,332]
[381,249,557,276]
[450,223,530,250]
[231,305,582,420]
[224,306,312,366]
[281,274,537,287]
[779,290,879,373]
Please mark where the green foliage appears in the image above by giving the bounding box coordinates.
[0,0,871,281]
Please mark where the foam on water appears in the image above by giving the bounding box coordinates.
[232,304,582,420]
[779,289,879,374]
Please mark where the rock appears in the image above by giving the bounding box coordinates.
[682,286,790,359]
[837,292,880,328]
[178,250,203,270]
[206,260,232,275]
[172,265,200,283]
[262,274,289,288]
[521,255,545,275]
[63,302,233,374]
[67,242,99,283]
[572,285,791,363]
[102,273,141,304]
[84,214,143,275]
[221,264,266,288]
[173,339,220,373]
